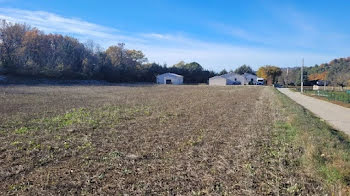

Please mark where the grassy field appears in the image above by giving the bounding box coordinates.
[304,89,350,108]
[291,87,350,108]
[0,85,349,195]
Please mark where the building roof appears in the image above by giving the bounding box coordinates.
[209,72,257,83]
[157,72,184,78]
[243,73,257,78]
[221,72,242,78]
[209,76,226,80]
[209,73,242,80]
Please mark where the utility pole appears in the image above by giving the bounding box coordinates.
[286,67,289,87]
[324,73,327,91]
[301,58,304,93]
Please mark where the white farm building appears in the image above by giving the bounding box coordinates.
[209,72,258,86]
[156,73,184,85]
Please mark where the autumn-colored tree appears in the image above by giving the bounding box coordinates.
[126,49,147,64]
[257,67,268,79]
[257,66,282,85]
[308,72,328,81]
[0,20,29,71]
[106,44,124,67]
[0,20,215,83]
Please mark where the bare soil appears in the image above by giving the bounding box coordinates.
[0,85,324,195]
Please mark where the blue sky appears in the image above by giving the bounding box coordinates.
[1,0,350,71]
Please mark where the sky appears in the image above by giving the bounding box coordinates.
[0,0,350,71]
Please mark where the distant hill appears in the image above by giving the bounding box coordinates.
[278,57,350,87]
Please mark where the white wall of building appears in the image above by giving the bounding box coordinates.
[209,76,227,86]
[156,73,183,85]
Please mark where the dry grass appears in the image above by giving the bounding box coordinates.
[0,85,330,195]
[275,90,350,195]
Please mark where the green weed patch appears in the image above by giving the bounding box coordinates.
[10,105,151,134]
[275,89,350,193]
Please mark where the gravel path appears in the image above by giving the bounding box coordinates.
[278,88,350,135]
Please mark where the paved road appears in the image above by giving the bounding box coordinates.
[278,88,350,135]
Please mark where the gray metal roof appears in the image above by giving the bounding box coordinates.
[243,73,257,77]
[157,72,184,78]
[209,72,257,84]
[209,75,226,79]
[221,73,243,79]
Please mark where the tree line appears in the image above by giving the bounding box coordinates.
[277,58,350,87]
[0,20,215,83]
[5,20,347,86]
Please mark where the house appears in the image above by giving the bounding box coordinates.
[208,76,228,86]
[209,73,245,86]
[222,73,246,85]
[209,72,258,86]
[156,73,184,85]
[243,73,258,85]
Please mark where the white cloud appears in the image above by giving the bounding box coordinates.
[0,7,342,71]
[0,8,145,44]
[140,44,333,71]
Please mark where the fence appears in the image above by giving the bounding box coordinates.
[303,89,350,104]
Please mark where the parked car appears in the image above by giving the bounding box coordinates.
[273,84,283,88]
[316,80,329,86]
[232,81,241,85]
[257,78,264,85]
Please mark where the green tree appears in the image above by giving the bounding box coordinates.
[219,69,228,75]
[173,61,203,71]
[174,61,185,68]
[234,65,254,75]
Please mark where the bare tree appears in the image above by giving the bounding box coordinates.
[334,72,350,90]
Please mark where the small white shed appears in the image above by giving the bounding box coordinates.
[156,73,184,85]
[209,73,244,86]
[209,72,258,86]
[209,76,227,86]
